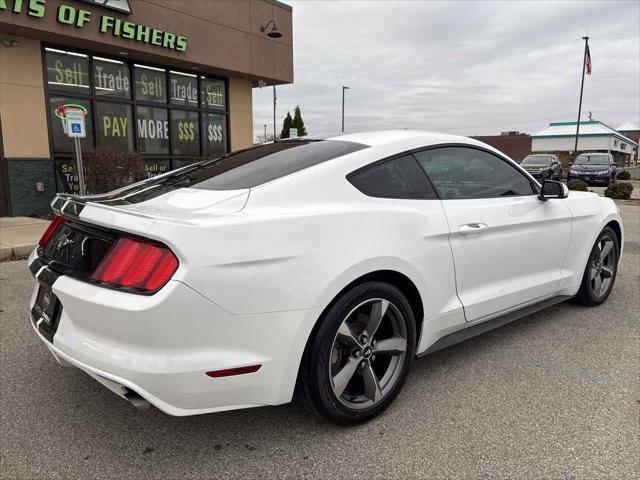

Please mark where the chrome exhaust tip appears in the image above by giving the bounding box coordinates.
[124,390,152,412]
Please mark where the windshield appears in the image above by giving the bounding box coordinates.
[522,156,552,165]
[574,154,610,165]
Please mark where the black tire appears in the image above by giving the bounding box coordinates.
[575,226,619,306]
[300,281,416,424]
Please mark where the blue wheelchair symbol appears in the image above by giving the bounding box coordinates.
[71,123,82,133]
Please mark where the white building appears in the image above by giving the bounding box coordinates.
[531,121,638,167]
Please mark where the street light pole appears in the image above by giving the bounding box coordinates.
[273,85,277,141]
[342,86,350,133]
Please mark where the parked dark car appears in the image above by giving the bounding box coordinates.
[567,153,617,186]
[520,154,562,180]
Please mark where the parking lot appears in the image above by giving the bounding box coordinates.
[1,202,638,480]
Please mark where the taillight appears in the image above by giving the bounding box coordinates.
[38,215,65,247]
[90,237,178,293]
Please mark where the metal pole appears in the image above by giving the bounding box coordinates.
[573,36,589,155]
[264,124,267,142]
[273,85,277,141]
[74,137,86,196]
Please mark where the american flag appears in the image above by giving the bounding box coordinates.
[585,44,592,75]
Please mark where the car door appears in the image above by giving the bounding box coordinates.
[414,146,573,323]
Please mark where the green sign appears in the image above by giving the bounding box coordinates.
[1,0,188,52]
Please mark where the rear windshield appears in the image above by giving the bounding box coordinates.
[85,139,367,205]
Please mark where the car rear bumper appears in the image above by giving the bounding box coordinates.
[28,250,321,416]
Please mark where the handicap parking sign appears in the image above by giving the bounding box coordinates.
[65,108,86,139]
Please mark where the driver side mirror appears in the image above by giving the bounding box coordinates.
[538,180,568,201]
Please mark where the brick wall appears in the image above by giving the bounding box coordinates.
[471,134,532,162]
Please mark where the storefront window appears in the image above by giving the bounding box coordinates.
[45,47,229,194]
[134,65,167,103]
[202,113,227,157]
[96,102,134,151]
[172,158,200,170]
[136,106,170,154]
[201,77,226,110]
[48,97,94,154]
[170,71,198,107]
[144,158,171,179]
[171,109,200,156]
[54,158,82,194]
[93,57,131,99]
[45,48,90,94]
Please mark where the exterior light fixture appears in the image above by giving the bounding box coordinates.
[1,39,18,48]
[260,19,282,38]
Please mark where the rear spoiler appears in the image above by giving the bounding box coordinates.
[51,195,87,220]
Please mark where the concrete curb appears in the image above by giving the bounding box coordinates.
[0,244,35,261]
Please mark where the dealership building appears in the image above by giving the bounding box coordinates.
[0,0,293,216]
[530,121,638,168]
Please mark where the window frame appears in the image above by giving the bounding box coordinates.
[41,43,231,194]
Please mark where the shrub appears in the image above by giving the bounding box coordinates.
[604,182,634,200]
[83,148,146,194]
[616,170,631,180]
[567,180,588,191]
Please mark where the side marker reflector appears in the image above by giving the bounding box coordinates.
[206,365,261,378]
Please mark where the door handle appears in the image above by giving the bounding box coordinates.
[459,223,488,235]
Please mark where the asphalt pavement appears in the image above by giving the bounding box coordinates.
[1,202,639,479]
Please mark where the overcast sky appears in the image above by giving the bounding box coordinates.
[252,0,639,141]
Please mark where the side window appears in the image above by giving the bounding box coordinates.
[348,154,437,199]
[414,147,535,200]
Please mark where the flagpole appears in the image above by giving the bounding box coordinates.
[574,36,590,154]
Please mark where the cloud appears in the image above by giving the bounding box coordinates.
[253,0,639,141]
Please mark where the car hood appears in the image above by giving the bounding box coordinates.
[522,164,549,169]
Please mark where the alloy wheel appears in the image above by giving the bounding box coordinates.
[589,235,616,298]
[329,298,408,410]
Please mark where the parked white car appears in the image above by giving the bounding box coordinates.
[29,131,623,424]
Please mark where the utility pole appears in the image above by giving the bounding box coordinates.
[342,86,350,133]
[264,124,267,142]
[574,36,590,155]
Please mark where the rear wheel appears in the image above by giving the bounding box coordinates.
[576,227,619,306]
[300,281,415,424]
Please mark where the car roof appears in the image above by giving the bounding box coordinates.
[323,130,477,148]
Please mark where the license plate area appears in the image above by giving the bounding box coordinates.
[30,267,62,343]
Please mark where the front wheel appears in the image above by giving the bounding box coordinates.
[300,282,415,424]
[575,226,619,306]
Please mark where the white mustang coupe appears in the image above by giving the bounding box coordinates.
[29,131,622,424]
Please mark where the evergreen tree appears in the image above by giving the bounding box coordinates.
[292,105,307,137]
[280,112,293,139]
